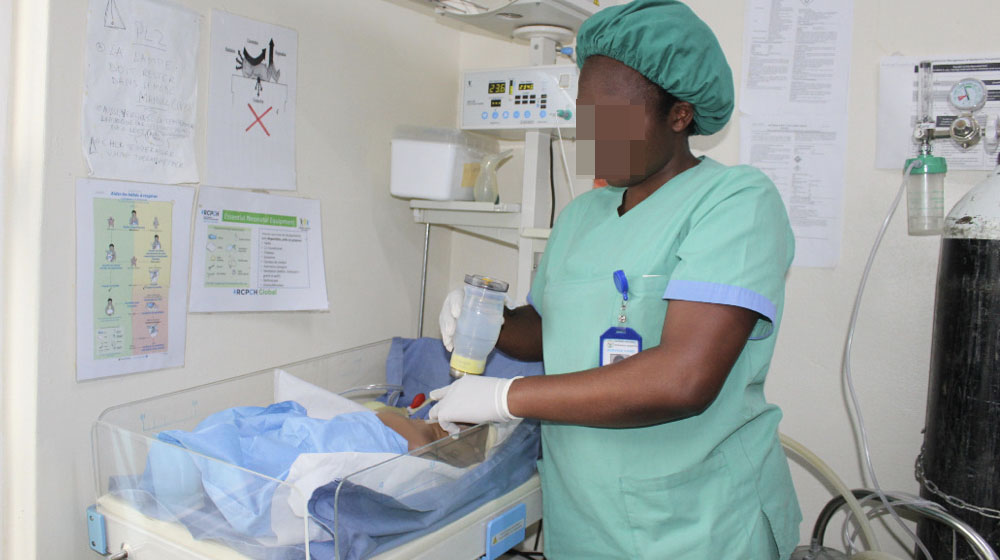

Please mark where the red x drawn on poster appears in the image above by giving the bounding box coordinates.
[246,104,273,136]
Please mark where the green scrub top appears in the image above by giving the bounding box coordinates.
[529,157,801,559]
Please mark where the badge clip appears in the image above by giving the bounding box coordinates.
[600,270,642,366]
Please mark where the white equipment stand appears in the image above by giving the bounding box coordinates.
[413,31,570,335]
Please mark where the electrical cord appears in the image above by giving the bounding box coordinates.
[555,127,576,200]
[868,498,997,560]
[813,489,882,545]
[842,493,942,556]
[509,520,546,559]
[510,546,546,558]
[780,433,880,551]
[549,141,556,227]
[557,46,575,63]
[843,158,932,559]
[812,488,998,560]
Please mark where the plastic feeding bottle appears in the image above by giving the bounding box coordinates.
[450,275,509,377]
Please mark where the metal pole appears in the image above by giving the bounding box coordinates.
[417,223,430,337]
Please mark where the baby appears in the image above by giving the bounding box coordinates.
[373,410,451,451]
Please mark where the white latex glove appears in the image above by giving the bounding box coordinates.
[438,288,464,352]
[438,288,514,351]
[427,375,521,434]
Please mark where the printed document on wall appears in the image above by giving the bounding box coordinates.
[82,0,200,184]
[740,0,853,116]
[190,187,327,312]
[876,55,1000,170]
[76,179,194,380]
[740,115,846,268]
[206,11,297,190]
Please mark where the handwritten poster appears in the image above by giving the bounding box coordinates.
[206,11,298,190]
[82,0,200,184]
[76,179,194,380]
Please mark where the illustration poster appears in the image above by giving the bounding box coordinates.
[189,187,328,312]
[76,179,194,380]
[82,0,200,183]
[206,11,298,190]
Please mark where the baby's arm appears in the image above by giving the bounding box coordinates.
[376,411,451,451]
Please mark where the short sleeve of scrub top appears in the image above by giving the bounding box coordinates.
[663,172,794,339]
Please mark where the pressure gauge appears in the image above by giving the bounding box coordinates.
[949,78,988,113]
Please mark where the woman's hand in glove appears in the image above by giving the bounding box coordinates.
[427,375,521,434]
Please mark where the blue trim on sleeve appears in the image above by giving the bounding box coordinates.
[527,292,539,315]
[664,280,777,340]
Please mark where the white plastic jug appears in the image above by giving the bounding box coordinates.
[473,150,513,203]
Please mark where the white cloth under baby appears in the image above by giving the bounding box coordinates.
[265,371,457,545]
[266,451,467,545]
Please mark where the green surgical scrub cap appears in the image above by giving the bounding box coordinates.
[576,0,734,136]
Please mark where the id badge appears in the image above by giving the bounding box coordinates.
[599,326,642,365]
[599,270,643,366]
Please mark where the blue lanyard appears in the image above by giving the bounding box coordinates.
[613,269,629,323]
[613,269,629,301]
[599,270,643,365]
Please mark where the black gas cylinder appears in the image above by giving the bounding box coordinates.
[919,179,1000,559]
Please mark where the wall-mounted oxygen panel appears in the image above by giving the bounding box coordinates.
[461,65,578,132]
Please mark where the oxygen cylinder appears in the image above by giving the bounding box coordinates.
[919,161,1000,559]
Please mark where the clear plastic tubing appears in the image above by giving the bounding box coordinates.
[450,274,508,377]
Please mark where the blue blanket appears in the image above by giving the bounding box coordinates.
[309,420,540,560]
[148,402,408,538]
[385,337,545,419]
[110,337,544,559]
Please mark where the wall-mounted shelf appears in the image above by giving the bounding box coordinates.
[410,200,523,246]
[408,199,552,336]
[521,228,551,239]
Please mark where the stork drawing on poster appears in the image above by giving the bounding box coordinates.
[206,11,298,191]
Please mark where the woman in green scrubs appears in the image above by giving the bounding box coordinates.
[430,1,801,557]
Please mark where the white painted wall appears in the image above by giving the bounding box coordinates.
[0,1,10,557]
[5,0,1000,558]
[3,0,460,557]
[3,0,49,557]
[442,1,1000,557]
